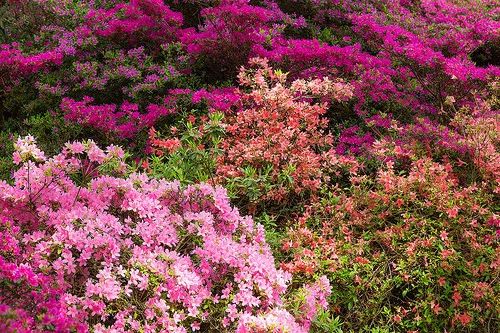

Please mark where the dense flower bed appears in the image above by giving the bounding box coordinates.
[0,0,498,332]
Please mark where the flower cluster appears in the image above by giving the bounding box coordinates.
[191,87,241,113]
[61,97,172,139]
[0,137,315,332]
[281,158,499,332]
[86,0,183,46]
[216,59,353,203]
[0,45,63,86]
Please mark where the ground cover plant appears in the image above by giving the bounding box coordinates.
[0,0,498,332]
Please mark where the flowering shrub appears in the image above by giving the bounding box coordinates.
[60,97,172,140]
[146,59,354,209]
[86,0,183,46]
[180,0,291,81]
[216,59,353,206]
[0,1,189,154]
[0,136,330,332]
[282,158,499,332]
[368,89,500,187]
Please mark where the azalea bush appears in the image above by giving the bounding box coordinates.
[282,158,499,332]
[0,136,330,332]
[216,58,353,210]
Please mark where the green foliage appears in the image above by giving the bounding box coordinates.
[311,310,344,333]
[0,131,15,181]
[225,164,276,202]
[148,111,224,184]
[0,112,84,180]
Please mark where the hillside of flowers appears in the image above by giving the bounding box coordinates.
[0,1,498,332]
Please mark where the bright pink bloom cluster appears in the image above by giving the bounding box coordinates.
[86,0,183,45]
[0,45,63,86]
[191,87,242,113]
[0,136,318,332]
[61,97,172,139]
